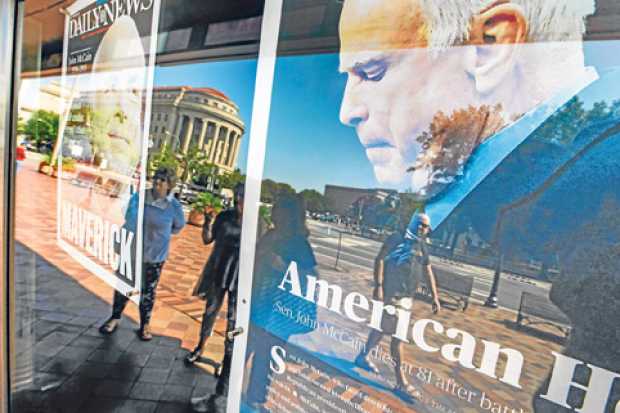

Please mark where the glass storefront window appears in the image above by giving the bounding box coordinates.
[0,0,17,411]
[8,1,262,412]
[237,1,620,413]
[2,1,620,413]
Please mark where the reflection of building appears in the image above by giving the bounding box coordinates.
[324,184,396,216]
[150,86,244,173]
[18,80,70,121]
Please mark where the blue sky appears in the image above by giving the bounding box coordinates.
[262,53,378,192]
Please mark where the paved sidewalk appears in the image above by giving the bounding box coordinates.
[12,160,229,412]
[13,242,219,413]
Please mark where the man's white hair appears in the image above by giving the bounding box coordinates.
[418,0,595,50]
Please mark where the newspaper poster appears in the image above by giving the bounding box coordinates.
[240,1,620,412]
[57,0,160,303]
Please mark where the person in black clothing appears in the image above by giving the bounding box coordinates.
[185,183,244,376]
[354,212,441,402]
[245,194,319,409]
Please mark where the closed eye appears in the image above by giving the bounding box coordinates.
[353,59,388,82]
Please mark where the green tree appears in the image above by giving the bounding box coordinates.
[148,146,179,176]
[16,117,26,135]
[191,160,217,187]
[177,146,211,183]
[23,110,59,149]
[259,204,272,227]
[609,99,620,118]
[217,168,245,190]
[395,194,424,230]
[87,107,139,167]
[87,108,111,157]
[299,189,327,213]
[260,179,278,203]
[260,179,295,204]
[536,97,586,145]
[585,101,609,123]
[190,192,223,213]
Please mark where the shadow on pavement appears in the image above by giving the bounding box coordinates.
[12,242,218,413]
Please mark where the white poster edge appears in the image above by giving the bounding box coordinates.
[56,0,161,305]
[226,1,284,412]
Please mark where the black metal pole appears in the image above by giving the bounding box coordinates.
[484,253,503,308]
[334,231,342,269]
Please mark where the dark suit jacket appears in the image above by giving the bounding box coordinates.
[437,68,620,412]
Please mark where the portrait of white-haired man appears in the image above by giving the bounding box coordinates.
[84,14,146,177]
[339,0,620,411]
[339,0,595,198]
[60,15,148,230]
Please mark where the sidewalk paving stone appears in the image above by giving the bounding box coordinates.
[118,399,159,413]
[138,367,171,385]
[160,384,194,403]
[130,382,166,401]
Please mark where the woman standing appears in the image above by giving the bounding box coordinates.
[185,183,244,366]
[191,193,318,413]
[99,166,185,340]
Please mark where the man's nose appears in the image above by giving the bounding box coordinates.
[339,81,368,127]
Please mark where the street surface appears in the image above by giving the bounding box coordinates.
[307,220,551,312]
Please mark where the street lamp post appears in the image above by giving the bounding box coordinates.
[484,252,503,308]
[334,231,343,270]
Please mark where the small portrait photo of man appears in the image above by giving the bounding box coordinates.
[87,14,147,176]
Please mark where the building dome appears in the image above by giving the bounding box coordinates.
[150,86,244,174]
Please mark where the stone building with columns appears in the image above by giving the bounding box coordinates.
[150,86,244,174]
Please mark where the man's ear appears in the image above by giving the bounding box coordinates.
[466,3,528,95]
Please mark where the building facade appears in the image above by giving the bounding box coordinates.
[151,86,245,174]
[324,184,397,216]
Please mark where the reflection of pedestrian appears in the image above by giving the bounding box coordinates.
[354,213,440,401]
[186,184,244,380]
[189,184,244,413]
[465,235,473,255]
[245,194,318,409]
[16,143,26,173]
[99,167,185,340]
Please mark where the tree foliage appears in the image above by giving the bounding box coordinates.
[190,191,223,213]
[148,146,179,177]
[536,97,620,145]
[299,189,327,212]
[412,105,505,197]
[260,179,295,204]
[217,168,245,190]
[23,110,59,148]
[177,145,213,184]
[536,97,587,145]
[82,107,134,164]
